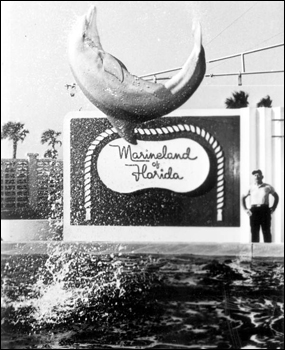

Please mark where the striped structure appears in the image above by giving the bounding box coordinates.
[1,159,29,211]
[1,155,63,216]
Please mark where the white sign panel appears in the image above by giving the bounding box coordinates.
[97,138,210,193]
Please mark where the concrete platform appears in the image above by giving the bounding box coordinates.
[252,242,285,257]
[1,220,60,241]
[1,241,283,260]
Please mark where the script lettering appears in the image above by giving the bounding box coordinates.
[110,144,198,162]
[126,164,184,182]
[97,139,210,193]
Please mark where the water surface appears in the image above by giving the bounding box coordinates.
[1,249,284,349]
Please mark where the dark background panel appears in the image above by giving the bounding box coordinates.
[70,115,240,227]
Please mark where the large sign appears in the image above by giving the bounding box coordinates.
[67,115,240,227]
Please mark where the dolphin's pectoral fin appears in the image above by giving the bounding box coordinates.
[103,54,124,82]
[107,116,137,144]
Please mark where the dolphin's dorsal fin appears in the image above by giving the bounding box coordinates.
[103,53,124,82]
[107,115,137,144]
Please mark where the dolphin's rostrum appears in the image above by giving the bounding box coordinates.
[68,6,206,144]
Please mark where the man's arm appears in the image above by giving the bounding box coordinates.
[270,192,279,213]
[242,193,252,216]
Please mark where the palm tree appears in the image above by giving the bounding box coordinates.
[257,95,272,108]
[41,129,62,159]
[1,122,29,159]
[225,91,249,109]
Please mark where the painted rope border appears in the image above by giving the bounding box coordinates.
[84,125,225,222]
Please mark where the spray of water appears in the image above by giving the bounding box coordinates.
[1,244,163,333]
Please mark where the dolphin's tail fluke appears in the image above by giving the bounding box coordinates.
[107,115,138,145]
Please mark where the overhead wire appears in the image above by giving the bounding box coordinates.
[200,1,283,87]
[205,2,283,79]
[205,1,261,47]
[158,2,263,77]
[140,1,282,83]
[208,32,284,72]
[246,31,284,50]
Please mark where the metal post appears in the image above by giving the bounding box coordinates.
[241,54,245,73]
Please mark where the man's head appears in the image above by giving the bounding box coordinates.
[252,169,264,184]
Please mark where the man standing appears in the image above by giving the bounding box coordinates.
[242,170,279,243]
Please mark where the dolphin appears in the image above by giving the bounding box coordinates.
[68,6,206,144]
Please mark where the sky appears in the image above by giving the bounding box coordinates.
[1,1,284,159]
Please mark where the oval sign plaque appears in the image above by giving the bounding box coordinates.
[97,138,210,193]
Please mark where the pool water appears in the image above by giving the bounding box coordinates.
[1,247,284,349]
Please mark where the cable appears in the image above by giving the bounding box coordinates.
[246,31,284,51]
[205,1,260,47]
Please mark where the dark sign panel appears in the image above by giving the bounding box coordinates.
[69,116,240,227]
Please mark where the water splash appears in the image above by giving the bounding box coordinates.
[1,245,163,333]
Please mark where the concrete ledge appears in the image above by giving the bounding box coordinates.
[1,220,60,241]
[1,241,282,259]
[252,243,284,257]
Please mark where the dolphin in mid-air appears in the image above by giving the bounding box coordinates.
[68,6,206,144]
